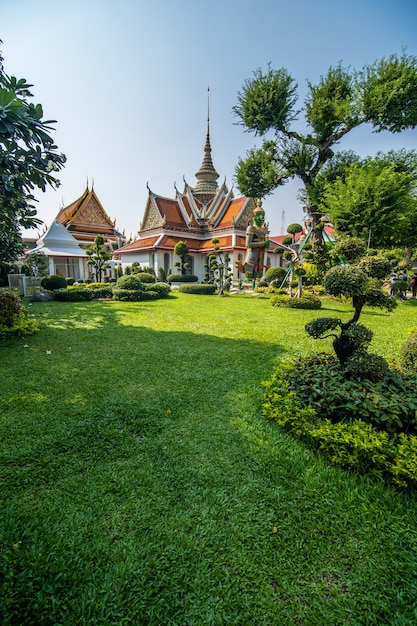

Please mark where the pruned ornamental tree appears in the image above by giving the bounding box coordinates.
[305,264,396,368]
[0,44,66,262]
[206,238,232,296]
[233,53,417,244]
[174,241,191,275]
[86,235,111,282]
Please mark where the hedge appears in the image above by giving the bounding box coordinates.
[178,284,216,294]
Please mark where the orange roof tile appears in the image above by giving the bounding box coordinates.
[216,197,247,228]
[155,197,189,228]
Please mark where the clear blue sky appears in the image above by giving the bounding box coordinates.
[2,0,417,238]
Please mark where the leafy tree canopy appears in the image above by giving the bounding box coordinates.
[0,44,66,262]
[234,53,417,240]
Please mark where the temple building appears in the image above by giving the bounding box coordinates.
[113,113,282,281]
[55,184,125,250]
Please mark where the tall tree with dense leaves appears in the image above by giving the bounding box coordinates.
[0,44,66,262]
[233,53,417,243]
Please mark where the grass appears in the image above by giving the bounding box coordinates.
[1,292,417,625]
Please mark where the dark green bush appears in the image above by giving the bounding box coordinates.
[144,282,171,297]
[167,274,198,283]
[116,275,143,290]
[66,277,75,286]
[264,266,286,284]
[112,288,143,302]
[179,284,216,294]
[344,351,389,382]
[270,294,322,309]
[41,274,67,291]
[0,290,22,327]
[136,272,156,283]
[91,287,113,299]
[288,354,417,435]
[54,288,94,302]
[263,364,417,488]
[403,332,417,370]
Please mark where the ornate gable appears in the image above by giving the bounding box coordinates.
[234,198,256,229]
[140,194,164,231]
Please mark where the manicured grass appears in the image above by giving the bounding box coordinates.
[1,293,417,625]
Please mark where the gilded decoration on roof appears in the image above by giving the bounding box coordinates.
[142,200,163,231]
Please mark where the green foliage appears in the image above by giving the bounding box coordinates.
[270,294,322,309]
[361,52,417,132]
[359,255,392,279]
[234,53,417,244]
[136,272,156,283]
[116,275,143,290]
[288,355,417,435]
[343,351,389,382]
[262,363,417,487]
[24,251,49,278]
[112,288,143,302]
[53,288,94,302]
[174,241,191,275]
[324,265,369,298]
[0,50,66,262]
[321,153,417,249]
[167,274,198,282]
[65,277,75,286]
[40,274,67,291]
[178,284,216,295]
[233,65,298,135]
[264,266,286,284]
[402,332,417,370]
[0,312,39,337]
[143,282,170,298]
[0,290,22,326]
[86,235,111,282]
[286,223,303,235]
[330,237,366,264]
[281,236,293,246]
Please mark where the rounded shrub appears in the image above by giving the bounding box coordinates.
[264,266,286,284]
[0,290,22,327]
[136,272,156,283]
[112,288,144,302]
[54,288,94,301]
[270,294,322,309]
[66,277,75,286]
[179,284,216,294]
[116,275,143,290]
[144,282,171,298]
[167,274,198,283]
[41,274,67,291]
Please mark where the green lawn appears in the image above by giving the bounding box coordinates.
[1,293,417,625]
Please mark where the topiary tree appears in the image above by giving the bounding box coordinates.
[86,235,111,282]
[305,264,396,368]
[174,241,191,275]
[207,239,232,296]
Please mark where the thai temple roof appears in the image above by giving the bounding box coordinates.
[28,221,88,258]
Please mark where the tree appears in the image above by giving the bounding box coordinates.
[305,264,396,366]
[318,151,417,248]
[174,241,191,275]
[0,44,66,262]
[233,53,417,243]
[86,235,111,282]
[206,239,232,296]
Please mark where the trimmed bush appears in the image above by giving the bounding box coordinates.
[66,277,75,286]
[0,290,22,326]
[179,284,216,294]
[270,294,322,309]
[91,287,114,299]
[54,288,94,302]
[262,364,417,488]
[116,275,143,290]
[144,282,171,298]
[167,274,198,283]
[264,266,286,284]
[112,288,144,302]
[136,272,156,283]
[41,274,67,291]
